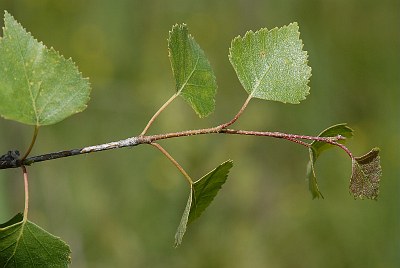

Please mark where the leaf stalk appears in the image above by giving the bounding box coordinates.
[140,93,178,136]
[0,127,350,169]
[21,125,39,161]
[218,94,252,130]
[151,142,193,185]
[21,165,29,222]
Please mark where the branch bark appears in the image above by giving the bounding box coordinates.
[0,127,347,169]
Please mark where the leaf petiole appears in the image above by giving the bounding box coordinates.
[140,94,178,136]
[218,94,252,130]
[21,125,39,161]
[151,142,193,185]
[21,165,29,222]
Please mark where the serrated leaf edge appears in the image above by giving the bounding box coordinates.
[167,23,217,118]
[228,22,311,104]
[1,11,91,126]
[174,160,233,247]
[0,213,71,266]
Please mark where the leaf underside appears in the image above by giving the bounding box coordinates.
[168,24,217,118]
[229,22,311,104]
[175,160,233,247]
[174,187,193,247]
[350,148,382,200]
[0,213,71,267]
[307,150,324,199]
[307,124,354,199]
[0,11,91,126]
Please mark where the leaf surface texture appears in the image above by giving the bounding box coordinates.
[229,22,311,103]
[0,11,90,126]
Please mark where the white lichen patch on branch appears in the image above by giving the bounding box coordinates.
[80,137,139,153]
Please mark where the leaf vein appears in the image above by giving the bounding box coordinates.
[11,24,39,125]
[177,47,200,94]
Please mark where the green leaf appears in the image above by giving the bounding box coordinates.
[350,148,382,200]
[307,149,324,199]
[168,24,217,117]
[310,123,354,158]
[306,124,354,199]
[174,160,233,247]
[174,186,193,247]
[0,11,91,126]
[229,22,311,104]
[190,160,233,224]
[0,213,71,267]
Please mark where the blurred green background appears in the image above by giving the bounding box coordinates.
[0,0,398,267]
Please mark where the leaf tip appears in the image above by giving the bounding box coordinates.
[3,10,11,19]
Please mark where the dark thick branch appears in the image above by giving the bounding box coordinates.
[0,136,147,169]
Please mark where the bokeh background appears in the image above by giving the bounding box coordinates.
[0,0,398,267]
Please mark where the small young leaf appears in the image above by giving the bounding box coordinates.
[168,24,217,117]
[229,22,311,104]
[310,123,354,158]
[0,213,71,267]
[0,11,91,126]
[306,124,354,199]
[350,148,382,200]
[174,160,233,247]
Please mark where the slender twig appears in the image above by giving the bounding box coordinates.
[21,165,29,221]
[284,137,311,148]
[0,127,348,170]
[21,125,39,161]
[220,129,352,157]
[326,140,354,159]
[219,129,346,144]
[0,86,350,170]
[141,93,178,136]
[151,142,193,185]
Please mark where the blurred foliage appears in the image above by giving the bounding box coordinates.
[0,0,399,267]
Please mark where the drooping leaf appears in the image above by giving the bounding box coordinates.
[350,148,382,200]
[0,11,91,126]
[190,160,233,223]
[306,124,354,199]
[168,24,217,117]
[307,149,324,199]
[229,22,311,104]
[0,213,71,267]
[174,186,193,247]
[174,160,233,247]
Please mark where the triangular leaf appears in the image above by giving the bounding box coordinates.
[168,24,217,117]
[350,148,382,200]
[0,213,71,267]
[174,160,233,247]
[306,124,354,199]
[229,22,311,104]
[189,160,233,223]
[0,11,91,126]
